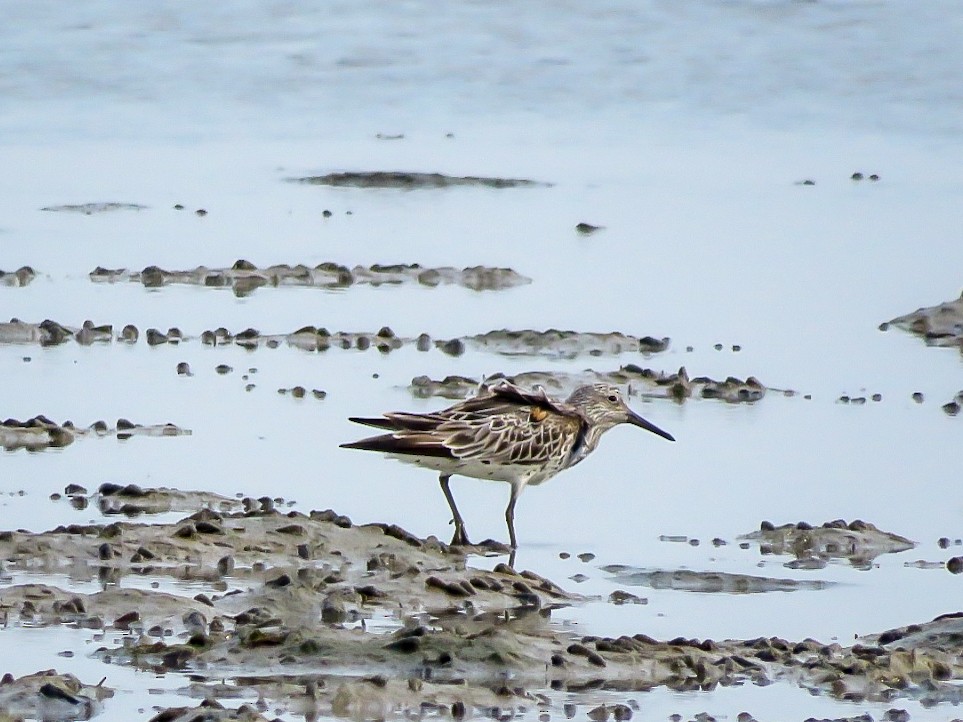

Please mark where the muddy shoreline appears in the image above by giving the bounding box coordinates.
[1,499,960,720]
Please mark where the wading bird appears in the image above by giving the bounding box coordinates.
[341,381,675,554]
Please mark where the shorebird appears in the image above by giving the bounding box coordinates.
[341,381,675,552]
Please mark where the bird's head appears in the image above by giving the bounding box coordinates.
[567,383,675,441]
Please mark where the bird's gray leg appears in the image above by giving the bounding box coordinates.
[505,483,521,550]
[440,474,470,546]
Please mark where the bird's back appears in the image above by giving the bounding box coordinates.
[341,382,587,483]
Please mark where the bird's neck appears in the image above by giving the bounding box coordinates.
[568,421,607,466]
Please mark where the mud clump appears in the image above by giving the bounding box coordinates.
[575,222,604,235]
[1,416,190,451]
[0,415,75,450]
[289,171,550,189]
[93,483,245,516]
[0,670,112,720]
[941,392,963,416]
[0,318,123,347]
[89,260,531,295]
[741,520,915,570]
[410,374,482,400]
[0,266,37,287]
[883,291,963,350]
[277,386,325,399]
[145,701,274,721]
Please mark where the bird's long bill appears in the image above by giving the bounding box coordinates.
[627,410,675,441]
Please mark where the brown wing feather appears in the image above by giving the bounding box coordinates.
[340,432,456,458]
[437,397,584,466]
[342,381,586,466]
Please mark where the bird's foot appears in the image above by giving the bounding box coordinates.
[449,524,471,547]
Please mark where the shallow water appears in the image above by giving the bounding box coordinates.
[3,2,963,720]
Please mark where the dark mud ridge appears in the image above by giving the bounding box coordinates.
[410,366,772,403]
[1,416,190,451]
[0,266,36,287]
[65,483,249,516]
[882,291,963,349]
[743,520,916,570]
[289,171,550,189]
[40,202,147,214]
[604,520,916,592]
[2,504,963,720]
[1,320,669,359]
[88,260,530,294]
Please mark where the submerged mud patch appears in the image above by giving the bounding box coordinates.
[143,701,274,722]
[89,260,531,294]
[409,366,774,403]
[741,520,916,570]
[0,266,36,287]
[602,565,831,593]
[0,416,190,452]
[289,171,550,189]
[882,291,963,349]
[40,202,147,214]
[2,503,963,716]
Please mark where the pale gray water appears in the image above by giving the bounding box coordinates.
[3,2,963,720]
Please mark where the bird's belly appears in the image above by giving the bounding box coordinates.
[392,455,534,483]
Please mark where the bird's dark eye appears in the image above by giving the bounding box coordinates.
[607,394,618,403]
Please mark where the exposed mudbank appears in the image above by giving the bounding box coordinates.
[90,483,247,517]
[0,266,36,287]
[88,260,531,294]
[0,319,131,346]
[446,330,669,357]
[882,291,963,349]
[602,565,832,593]
[2,503,963,719]
[0,416,190,451]
[289,171,550,189]
[409,366,774,403]
[0,321,670,360]
[0,670,112,720]
[236,328,667,358]
[740,520,916,570]
[40,202,147,214]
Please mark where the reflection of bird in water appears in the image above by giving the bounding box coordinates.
[342,381,675,558]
